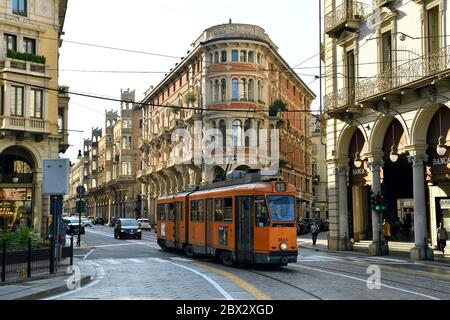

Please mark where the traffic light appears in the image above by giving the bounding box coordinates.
[370,191,387,213]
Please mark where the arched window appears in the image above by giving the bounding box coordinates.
[214,52,219,63]
[214,80,220,102]
[248,79,255,101]
[232,120,243,147]
[219,120,227,149]
[209,80,213,103]
[240,50,247,62]
[242,79,248,101]
[221,79,227,102]
[221,51,227,63]
[244,119,252,149]
[248,51,254,63]
[232,79,239,100]
[258,81,263,102]
[231,50,239,62]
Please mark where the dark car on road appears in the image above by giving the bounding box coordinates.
[94,217,105,225]
[114,218,142,239]
[296,218,312,235]
[63,218,85,235]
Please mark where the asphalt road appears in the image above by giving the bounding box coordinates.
[48,225,450,300]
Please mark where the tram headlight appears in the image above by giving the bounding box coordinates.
[280,243,288,251]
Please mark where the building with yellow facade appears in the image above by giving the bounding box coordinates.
[0,0,69,234]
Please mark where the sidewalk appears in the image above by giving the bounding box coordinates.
[0,259,96,300]
[297,232,450,264]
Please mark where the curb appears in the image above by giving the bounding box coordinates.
[17,275,93,300]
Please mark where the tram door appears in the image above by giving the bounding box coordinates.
[206,199,214,255]
[175,202,182,248]
[236,197,254,262]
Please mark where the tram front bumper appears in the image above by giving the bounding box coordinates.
[254,252,298,265]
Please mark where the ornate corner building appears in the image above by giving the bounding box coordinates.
[137,23,316,225]
[323,0,449,259]
[0,0,69,234]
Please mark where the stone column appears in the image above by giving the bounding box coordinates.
[33,171,43,234]
[368,158,389,256]
[409,155,434,260]
[338,165,352,250]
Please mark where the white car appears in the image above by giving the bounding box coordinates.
[81,217,93,227]
[137,218,151,230]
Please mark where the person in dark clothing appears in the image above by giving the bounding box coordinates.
[311,221,320,246]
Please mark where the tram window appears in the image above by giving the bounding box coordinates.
[224,198,233,222]
[198,200,205,222]
[255,196,270,227]
[190,200,198,221]
[177,202,183,221]
[168,203,175,220]
[158,204,166,220]
[215,199,224,222]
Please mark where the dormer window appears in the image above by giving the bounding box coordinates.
[12,0,27,16]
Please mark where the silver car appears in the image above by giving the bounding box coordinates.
[137,218,151,230]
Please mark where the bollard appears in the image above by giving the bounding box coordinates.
[27,238,32,278]
[49,236,55,274]
[1,239,6,282]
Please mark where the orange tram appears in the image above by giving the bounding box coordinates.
[156,175,298,266]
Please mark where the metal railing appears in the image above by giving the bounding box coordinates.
[324,86,356,112]
[0,58,46,75]
[356,46,450,101]
[324,1,367,33]
[1,236,73,282]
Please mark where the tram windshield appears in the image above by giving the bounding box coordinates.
[267,196,296,222]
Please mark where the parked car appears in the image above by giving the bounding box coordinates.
[114,219,142,239]
[63,218,85,235]
[296,218,311,235]
[316,218,329,232]
[94,217,105,225]
[137,218,151,230]
[81,217,93,228]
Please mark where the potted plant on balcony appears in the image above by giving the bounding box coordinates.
[269,99,287,117]
[7,49,46,64]
[183,91,198,106]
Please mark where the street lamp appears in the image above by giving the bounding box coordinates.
[437,110,447,156]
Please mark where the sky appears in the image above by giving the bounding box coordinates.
[60,0,322,162]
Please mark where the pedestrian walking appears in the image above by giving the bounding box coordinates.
[382,219,391,245]
[311,221,320,246]
[437,223,448,254]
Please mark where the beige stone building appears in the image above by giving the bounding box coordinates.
[311,114,328,220]
[0,0,69,234]
[323,0,449,259]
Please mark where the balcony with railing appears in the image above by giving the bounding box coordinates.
[0,116,49,134]
[0,57,46,76]
[356,46,450,103]
[324,1,367,38]
[372,0,394,8]
[324,87,356,114]
[156,161,167,172]
[146,165,156,176]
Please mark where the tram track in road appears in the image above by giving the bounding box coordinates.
[290,262,448,300]
[240,268,324,300]
[295,257,450,297]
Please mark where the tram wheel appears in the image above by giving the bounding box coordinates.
[220,251,235,267]
[159,241,168,251]
[185,245,195,257]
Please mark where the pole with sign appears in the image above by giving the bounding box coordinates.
[76,185,86,247]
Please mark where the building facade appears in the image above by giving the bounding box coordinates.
[138,23,316,224]
[311,114,328,220]
[75,90,142,223]
[0,0,69,234]
[323,0,449,259]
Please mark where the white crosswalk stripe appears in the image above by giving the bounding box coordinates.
[127,258,146,264]
[170,257,194,262]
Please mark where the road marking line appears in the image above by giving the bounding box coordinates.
[105,259,121,265]
[192,263,271,300]
[147,258,170,263]
[127,259,146,264]
[83,249,95,261]
[291,264,440,300]
[170,262,234,300]
[170,257,193,262]
[94,243,136,248]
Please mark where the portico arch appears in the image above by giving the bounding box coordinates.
[411,102,450,146]
[370,115,410,153]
